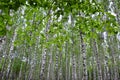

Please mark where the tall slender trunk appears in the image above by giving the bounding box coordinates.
[104,55,110,80]
[77,54,82,80]
[80,32,88,80]
[40,48,47,80]
[70,13,77,80]
[72,54,77,80]
[65,42,69,80]
[71,39,77,80]
[58,51,63,80]
[108,37,118,80]
[47,46,53,80]
[28,48,36,80]
[55,48,59,80]
[89,38,97,80]
[93,39,102,80]
[103,38,110,80]
[40,10,51,80]
[5,28,18,80]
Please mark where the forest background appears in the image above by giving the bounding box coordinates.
[0,0,120,80]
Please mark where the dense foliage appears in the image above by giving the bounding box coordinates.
[0,0,120,80]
